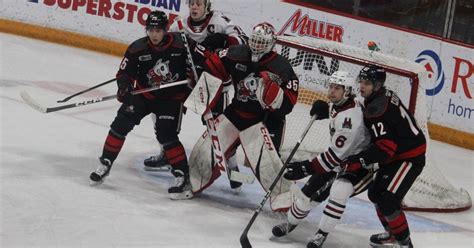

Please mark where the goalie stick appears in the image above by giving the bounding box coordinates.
[176,18,254,185]
[21,79,188,114]
[240,114,318,248]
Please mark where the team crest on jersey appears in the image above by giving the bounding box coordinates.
[192,25,203,33]
[235,63,247,72]
[139,54,152,61]
[237,73,259,102]
[147,59,179,86]
[342,117,352,129]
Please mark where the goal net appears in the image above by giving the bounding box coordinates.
[276,35,472,212]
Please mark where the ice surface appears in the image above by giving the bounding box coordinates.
[1,33,473,247]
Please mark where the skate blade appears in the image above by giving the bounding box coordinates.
[89,179,105,186]
[169,191,193,200]
[369,242,398,247]
[143,165,171,172]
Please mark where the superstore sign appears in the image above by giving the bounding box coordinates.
[28,0,181,25]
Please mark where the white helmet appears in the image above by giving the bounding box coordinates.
[328,71,356,105]
[249,22,276,62]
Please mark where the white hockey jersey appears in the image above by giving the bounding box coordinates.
[169,11,247,45]
[311,98,370,174]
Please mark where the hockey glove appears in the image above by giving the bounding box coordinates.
[201,33,228,51]
[257,71,284,110]
[284,160,314,180]
[310,100,330,120]
[116,77,133,104]
[342,155,372,173]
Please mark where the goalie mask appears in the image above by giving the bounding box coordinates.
[328,71,356,106]
[249,22,277,62]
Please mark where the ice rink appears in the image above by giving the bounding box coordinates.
[1,33,473,247]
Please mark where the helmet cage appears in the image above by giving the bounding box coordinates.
[249,22,276,62]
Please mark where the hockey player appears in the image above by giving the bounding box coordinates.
[343,65,426,247]
[189,22,299,209]
[170,0,248,50]
[144,0,248,179]
[90,11,201,200]
[272,71,372,248]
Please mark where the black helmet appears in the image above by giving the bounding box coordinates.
[358,65,386,88]
[146,11,168,31]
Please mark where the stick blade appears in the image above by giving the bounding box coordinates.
[20,90,47,113]
[240,233,252,248]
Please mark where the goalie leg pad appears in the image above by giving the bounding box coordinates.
[240,122,294,211]
[188,130,218,193]
[188,115,240,193]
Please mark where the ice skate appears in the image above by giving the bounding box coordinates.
[144,151,171,171]
[229,166,243,193]
[306,231,327,248]
[90,157,112,185]
[272,222,297,237]
[168,170,193,200]
[370,232,397,247]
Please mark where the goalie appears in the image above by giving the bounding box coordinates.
[186,22,299,211]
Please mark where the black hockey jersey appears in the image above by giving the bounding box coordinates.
[204,45,299,130]
[357,89,426,165]
[116,32,200,102]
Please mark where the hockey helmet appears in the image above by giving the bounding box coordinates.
[146,11,169,31]
[328,71,356,105]
[358,65,386,90]
[249,22,277,62]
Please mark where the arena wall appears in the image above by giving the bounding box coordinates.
[1,0,472,149]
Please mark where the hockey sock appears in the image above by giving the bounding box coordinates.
[375,205,390,231]
[101,129,125,164]
[164,141,188,174]
[288,188,318,225]
[319,179,354,234]
[385,209,410,242]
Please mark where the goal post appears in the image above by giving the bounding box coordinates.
[275,35,472,212]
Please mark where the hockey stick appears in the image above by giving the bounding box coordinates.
[56,78,116,103]
[240,114,318,248]
[21,79,188,113]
